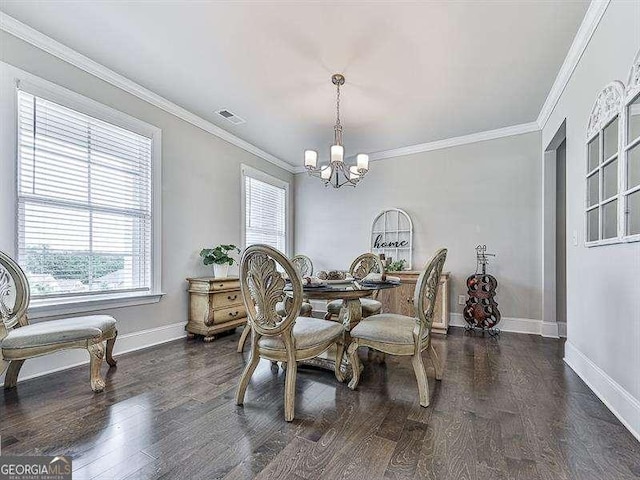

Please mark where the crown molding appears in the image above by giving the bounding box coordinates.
[292,121,540,173]
[0,12,295,173]
[536,0,610,129]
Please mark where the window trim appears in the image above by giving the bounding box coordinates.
[10,67,163,315]
[240,164,292,257]
[622,90,640,242]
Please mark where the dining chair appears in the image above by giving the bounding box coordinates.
[324,253,384,320]
[237,253,314,353]
[346,248,447,407]
[235,244,346,421]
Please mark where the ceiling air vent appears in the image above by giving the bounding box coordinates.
[216,108,246,125]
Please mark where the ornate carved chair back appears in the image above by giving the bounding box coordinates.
[0,251,30,342]
[349,253,383,279]
[291,255,313,279]
[413,248,447,343]
[349,253,384,299]
[239,245,303,340]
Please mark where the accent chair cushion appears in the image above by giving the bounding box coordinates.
[326,297,382,316]
[2,315,116,350]
[350,313,423,345]
[276,301,313,317]
[259,317,343,351]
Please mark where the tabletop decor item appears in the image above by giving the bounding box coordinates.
[371,208,413,270]
[303,74,370,188]
[463,245,501,336]
[199,244,240,278]
[317,270,348,281]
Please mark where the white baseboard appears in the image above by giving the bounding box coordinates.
[450,313,553,336]
[1,321,187,386]
[564,341,640,442]
[557,321,567,338]
[310,300,551,338]
[541,321,560,338]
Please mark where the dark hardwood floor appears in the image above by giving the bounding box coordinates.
[1,327,638,480]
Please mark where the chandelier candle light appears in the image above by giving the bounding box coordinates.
[304,74,369,188]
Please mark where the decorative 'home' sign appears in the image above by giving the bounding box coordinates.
[370,208,413,270]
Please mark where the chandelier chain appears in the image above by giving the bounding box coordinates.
[336,81,341,126]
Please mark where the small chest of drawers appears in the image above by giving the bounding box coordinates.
[186,277,247,342]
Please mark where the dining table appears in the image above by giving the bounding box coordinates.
[286,279,401,377]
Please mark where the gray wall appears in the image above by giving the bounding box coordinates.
[541,0,640,420]
[0,32,292,344]
[295,131,543,321]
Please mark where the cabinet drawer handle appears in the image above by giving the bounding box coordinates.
[229,311,239,317]
[227,294,238,301]
[218,283,225,288]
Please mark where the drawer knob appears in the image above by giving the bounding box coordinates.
[229,311,239,317]
[228,294,238,301]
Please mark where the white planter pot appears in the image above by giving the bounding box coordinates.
[213,263,229,278]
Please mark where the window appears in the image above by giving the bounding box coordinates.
[17,85,160,300]
[624,89,640,237]
[584,49,640,246]
[242,165,289,254]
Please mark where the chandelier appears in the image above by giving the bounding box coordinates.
[304,74,369,188]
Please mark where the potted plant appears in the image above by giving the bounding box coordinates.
[199,244,240,278]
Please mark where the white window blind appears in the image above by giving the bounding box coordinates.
[244,175,287,252]
[17,90,153,298]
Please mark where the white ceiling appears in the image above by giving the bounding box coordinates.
[0,1,590,167]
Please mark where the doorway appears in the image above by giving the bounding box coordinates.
[542,121,567,338]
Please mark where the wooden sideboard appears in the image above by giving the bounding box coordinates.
[377,271,450,334]
[186,277,247,342]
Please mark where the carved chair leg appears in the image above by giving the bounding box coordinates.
[106,331,117,367]
[235,333,261,406]
[429,343,443,380]
[4,360,25,389]
[411,351,430,407]
[88,343,106,393]
[283,335,298,422]
[334,338,346,383]
[237,324,251,353]
[347,342,361,390]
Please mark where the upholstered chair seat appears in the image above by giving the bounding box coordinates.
[2,316,116,350]
[276,301,313,318]
[326,297,381,318]
[349,313,424,346]
[258,316,344,351]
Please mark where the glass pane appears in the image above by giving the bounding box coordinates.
[587,208,599,242]
[587,172,599,207]
[602,200,617,239]
[627,190,640,236]
[588,137,599,172]
[628,94,640,144]
[628,142,640,190]
[603,117,618,160]
[603,158,618,199]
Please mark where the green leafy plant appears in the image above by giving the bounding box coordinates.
[386,259,406,272]
[199,244,240,266]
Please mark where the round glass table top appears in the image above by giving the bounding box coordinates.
[285,280,400,300]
